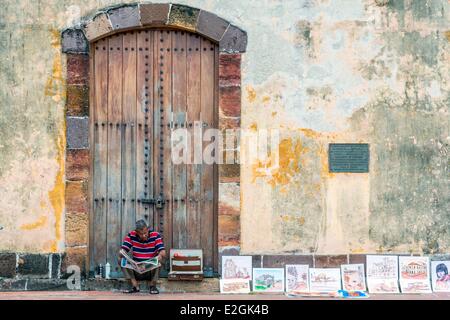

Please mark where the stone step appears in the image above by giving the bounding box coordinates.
[0,277,220,293]
[86,278,220,293]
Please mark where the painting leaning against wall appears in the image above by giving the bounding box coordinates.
[431,261,450,292]
[341,264,367,292]
[366,256,400,294]
[252,268,285,293]
[285,264,309,293]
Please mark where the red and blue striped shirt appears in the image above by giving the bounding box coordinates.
[121,230,165,262]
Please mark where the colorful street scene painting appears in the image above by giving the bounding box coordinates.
[252,268,285,293]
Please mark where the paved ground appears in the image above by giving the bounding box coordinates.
[0,291,449,300]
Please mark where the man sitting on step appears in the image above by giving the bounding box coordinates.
[118,219,166,294]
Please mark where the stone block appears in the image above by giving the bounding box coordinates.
[140,3,170,25]
[263,255,314,268]
[27,279,68,291]
[83,12,113,41]
[219,53,241,87]
[0,253,16,278]
[61,247,87,276]
[65,213,88,247]
[219,164,240,183]
[219,25,247,53]
[219,116,240,130]
[314,255,348,268]
[219,86,241,117]
[61,29,89,54]
[349,254,367,266]
[66,54,89,86]
[65,181,88,214]
[66,85,89,117]
[168,4,200,32]
[67,117,89,149]
[17,254,49,277]
[197,10,229,42]
[218,215,240,247]
[66,149,90,181]
[108,5,141,30]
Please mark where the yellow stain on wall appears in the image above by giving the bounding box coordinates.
[48,127,65,253]
[445,30,450,42]
[249,123,258,131]
[246,86,257,103]
[46,28,66,253]
[20,215,48,231]
[45,28,66,103]
[280,215,306,225]
[252,138,309,187]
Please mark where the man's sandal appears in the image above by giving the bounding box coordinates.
[124,286,140,294]
[149,286,159,294]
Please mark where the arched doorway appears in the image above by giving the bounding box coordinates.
[62,3,246,279]
[91,29,218,277]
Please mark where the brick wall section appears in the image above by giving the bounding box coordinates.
[218,53,241,250]
[65,51,90,276]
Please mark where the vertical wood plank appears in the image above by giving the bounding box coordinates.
[154,30,173,254]
[106,34,123,265]
[200,38,216,271]
[136,30,154,228]
[213,44,219,273]
[186,33,202,249]
[172,30,188,249]
[88,43,94,274]
[92,38,108,269]
[121,32,137,253]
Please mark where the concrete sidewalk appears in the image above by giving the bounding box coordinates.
[0,291,449,300]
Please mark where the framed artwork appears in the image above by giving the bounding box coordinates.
[285,264,309,293]
[399,256,432,293]
[309,268,342,292]
[431,261,450,292]
[220,279,251,294]
[169,249,203,274]
[366,255,399,293]
[252,268,285,293]
[221,256,252,280]
[341,264,367,291]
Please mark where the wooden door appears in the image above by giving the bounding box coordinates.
[90,29,218,277]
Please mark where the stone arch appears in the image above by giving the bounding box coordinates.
[62,3,247,54]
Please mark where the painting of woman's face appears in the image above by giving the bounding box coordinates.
[437,270,446,280]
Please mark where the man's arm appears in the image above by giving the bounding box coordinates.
[155,232,166,262]
[157,249,166,261]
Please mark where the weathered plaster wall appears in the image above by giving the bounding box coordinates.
[240,0,450,255]
[0,0,448,255]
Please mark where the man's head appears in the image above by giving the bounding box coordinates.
[135,219,149,241]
